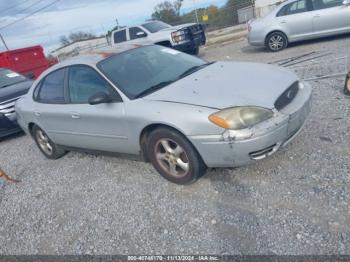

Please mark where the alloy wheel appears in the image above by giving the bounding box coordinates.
[36,129,53,156]
[154,138,189,178]
[269,35,285,51]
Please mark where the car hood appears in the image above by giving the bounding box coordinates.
[0,80,33,103]
[144,62,298,109]
[160,23,197,32]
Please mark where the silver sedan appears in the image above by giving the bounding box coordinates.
[15,45,312,184]
[248,0,350,51]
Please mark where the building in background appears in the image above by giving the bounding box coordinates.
[51,36,108,61]
[254,0,283,17]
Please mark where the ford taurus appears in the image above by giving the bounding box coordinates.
[15,45,312,184]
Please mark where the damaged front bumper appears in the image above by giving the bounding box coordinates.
[188,82,312,168]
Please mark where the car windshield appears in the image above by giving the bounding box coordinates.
[141,21,171,33]
[98,45,209,99]
[0,69,27,88]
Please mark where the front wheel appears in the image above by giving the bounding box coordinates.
[32,125,67,159]
[266,32,288,52]
[147,128,206,185]
[190,47,199,55]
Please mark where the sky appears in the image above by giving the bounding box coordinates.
[0,0,226,53]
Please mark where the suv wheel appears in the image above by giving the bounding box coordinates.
[147,127,206,185]
[32,125,67,159]
[266,32,288,52]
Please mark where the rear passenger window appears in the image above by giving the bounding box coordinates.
[114,30,127,44]
[37,69,65,104]
[277,0,309,16]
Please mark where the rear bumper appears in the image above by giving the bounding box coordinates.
[189,82,312,168]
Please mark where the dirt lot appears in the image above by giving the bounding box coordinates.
[0,35,350,255]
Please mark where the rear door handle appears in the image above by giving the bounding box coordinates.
[280,20,287,24]
[314,14,320,18]
[34,111,41,117]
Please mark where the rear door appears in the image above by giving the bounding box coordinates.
[32,68,70,145]
[62,65,129,153]
[276,0,314,41]
[112,29,128,46]
[312,0,350,35]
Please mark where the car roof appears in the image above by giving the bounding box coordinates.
[46,44,148,73]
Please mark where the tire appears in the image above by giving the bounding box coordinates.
[32,125,67,159]
[147,127,206,185]
[266,32,288,52]
[344,73,350,95]
[190,47,199,55]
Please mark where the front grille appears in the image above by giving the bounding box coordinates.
[275,81,299,111]
[0,97,21,117]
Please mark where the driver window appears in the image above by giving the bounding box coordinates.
[129,27,147,40]
[68,65,113,104]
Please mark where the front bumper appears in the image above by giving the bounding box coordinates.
[189,82,312,168]
[0,113,21,138]
[173,32,206,53]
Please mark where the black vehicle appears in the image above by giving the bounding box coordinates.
[0,68,33,139]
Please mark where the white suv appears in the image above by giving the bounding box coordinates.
[110,21,206,55]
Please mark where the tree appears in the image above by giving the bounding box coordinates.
[59,35,70,46]
[207,5,219,17]
[151,0,183,24]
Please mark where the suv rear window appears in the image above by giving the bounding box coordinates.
[114,29,127,44]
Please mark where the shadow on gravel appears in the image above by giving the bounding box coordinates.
[0,131,25,143]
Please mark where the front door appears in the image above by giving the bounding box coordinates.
[312,0,350,35]
[62,65,129,153]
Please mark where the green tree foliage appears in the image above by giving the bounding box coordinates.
[151,0,183,24]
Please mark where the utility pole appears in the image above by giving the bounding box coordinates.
[0,33,9,50]
[193,0,199,23]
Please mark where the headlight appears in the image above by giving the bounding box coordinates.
[208,106,274,130]
[171,30,186,42]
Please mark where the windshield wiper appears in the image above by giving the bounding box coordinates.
[135,80,175,99]
[178,62,215,79]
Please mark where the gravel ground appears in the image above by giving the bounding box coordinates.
[0,35,350,255]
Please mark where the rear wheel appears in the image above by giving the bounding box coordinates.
[266,32,288,52]
[147,127,206,185]
[32,125,67,159]
[344,73,350,95]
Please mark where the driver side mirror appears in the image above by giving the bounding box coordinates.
[136,31,147,38]
[343,0,350,5]
[88,92,112,105]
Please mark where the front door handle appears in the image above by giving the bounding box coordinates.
[71,113,80,119]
